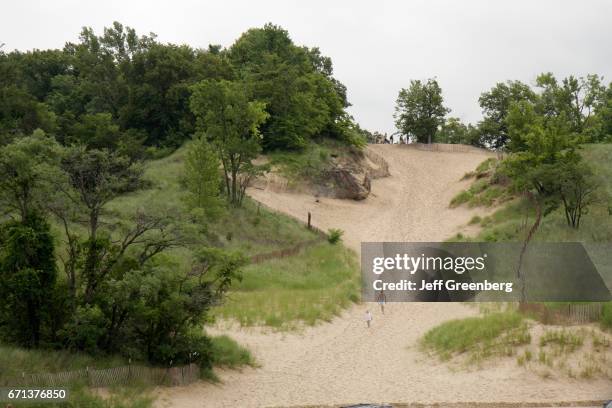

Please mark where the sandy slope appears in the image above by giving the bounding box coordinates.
[154,145,611,407]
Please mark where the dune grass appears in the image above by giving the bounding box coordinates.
[214,243,360,329]
[210,335,256,368]
[421,312,531,363]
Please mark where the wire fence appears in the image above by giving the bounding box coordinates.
[5,363,200,388]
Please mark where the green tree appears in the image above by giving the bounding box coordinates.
[60,147,143,302]
[0,130,62,219]
[503,101,597,229]
[182,135,223,217]
[437,117,469,144]
[557,159,599,228]
[535,73,605,138]
[592,83,612,142]
[0,212,57,347]
[190,79,268,205]
[229,24,349,150]
[478,80,536,150]
[394,78,449,144]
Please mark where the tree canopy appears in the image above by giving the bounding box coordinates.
[0,22,359,154]
[394,78,449,144]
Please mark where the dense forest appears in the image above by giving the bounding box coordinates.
[0,22,361,153]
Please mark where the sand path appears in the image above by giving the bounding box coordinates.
[155,145,611,407]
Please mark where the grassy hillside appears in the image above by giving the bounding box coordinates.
[215,243,359,329]
[93,144,361,330]
[451,144,612,244]
[107,144,318,256]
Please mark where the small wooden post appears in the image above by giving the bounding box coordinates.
[307,212,312,230]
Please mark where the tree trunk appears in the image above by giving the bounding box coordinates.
[516,191,542,303]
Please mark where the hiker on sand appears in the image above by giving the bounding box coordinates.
[376,289,387,314]
[364,310,373,328]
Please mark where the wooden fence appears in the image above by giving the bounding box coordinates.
[519,302,604,325]
[406,142,491,154]
[250,238,323,264]
[5,363,200,388]
[248,199,329,264]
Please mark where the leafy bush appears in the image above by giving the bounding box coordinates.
[327,228,344,244]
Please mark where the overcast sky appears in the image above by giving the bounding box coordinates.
[2,0,612,134]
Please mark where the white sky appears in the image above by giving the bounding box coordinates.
[2,0,611,134]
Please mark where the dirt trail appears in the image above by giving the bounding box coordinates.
[154,145,612,408]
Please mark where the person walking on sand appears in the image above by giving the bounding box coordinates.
[376,289,387,314]
[364,310,373,328]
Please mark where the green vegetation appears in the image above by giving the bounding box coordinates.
[468,215,482,225]
[394,78,450,145]
[111,146,317,256]
[327,228,344,244]
[215,243,359,329]
[393,72,612,148]
[268,139,365,185]
[0,22,360,153]
[453,145,612,243]
[0,126,359,383]
[190,79,269,205]
[539,329,584,351]
[421,312,530,363]
[209,335,256,368]
[0,344,127,384]
[602,302,612,330]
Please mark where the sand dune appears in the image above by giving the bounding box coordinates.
[154,145,611,408]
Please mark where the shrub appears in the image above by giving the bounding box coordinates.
[468,216,482,225]
[327,228,344,244]
[450,190,473,207]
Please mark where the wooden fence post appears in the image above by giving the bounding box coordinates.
[307,212,311,230]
